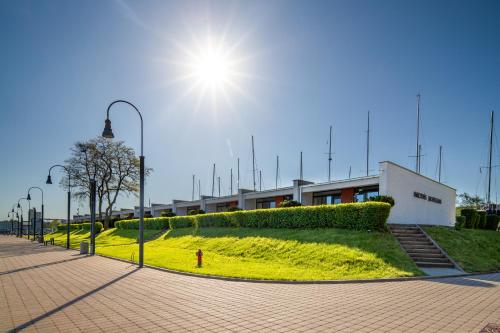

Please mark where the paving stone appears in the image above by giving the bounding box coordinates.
[0,236,499,332]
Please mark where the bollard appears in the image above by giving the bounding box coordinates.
[196,249,203,267]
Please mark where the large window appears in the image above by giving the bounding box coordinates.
[354,187,379,202]
[313,191,341,205]
[256,198,276,209]
[216,203,231,212]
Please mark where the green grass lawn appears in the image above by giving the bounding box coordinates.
[423,226,500,273]
[48,227,422,280]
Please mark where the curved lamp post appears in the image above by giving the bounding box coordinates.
[46,165,71,249]
[79,144,97,256]
[16,198,28,237]
[7,203,16,235]
[28,186,44,241]
[102,100,145,267]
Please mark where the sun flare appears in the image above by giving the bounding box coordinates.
[191,44,231,87]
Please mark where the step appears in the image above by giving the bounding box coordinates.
[402,245,438,251]
[407,252,446,258]
[392,231,423,235]
[408,257,450,263]
[406,248,442,254]
[415,261,455,268]
[399,240,433,246]
[395,235,428,241]
[390,227,420,232]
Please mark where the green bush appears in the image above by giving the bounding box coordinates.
[485,215,500,231]
[160,211,177,217]
[112,202,391,231]
[56,223,81,231]
[169,216,195,229]
[226,206,242,212]
[115,217,169,230]
[369,195,395,207]
[278,200,302,208]
[477,211,487,229]
[188,209,205,215]
[203,202,390,231]
[461,208,479,229]
[80,222,104,233]
[455,216,466,230]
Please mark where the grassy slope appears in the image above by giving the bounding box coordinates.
[93,227,421,280]
[423,226,500,272]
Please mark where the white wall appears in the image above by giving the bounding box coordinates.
[379,161,456,226]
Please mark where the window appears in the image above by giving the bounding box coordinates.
[256,198,276,209]
[313,191,341,205]
[354,187,379,202]
[216,203,231,212]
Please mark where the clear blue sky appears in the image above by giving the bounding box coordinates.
[1,0,499,219]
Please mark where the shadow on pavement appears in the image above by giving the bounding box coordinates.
[0,256,87,276]
[9,268,138,332]
[431,274,499,288]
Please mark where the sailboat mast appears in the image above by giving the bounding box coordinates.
[300,151,303,180]
[366,111,370,176]
[259,170,262,191]
[237,157,240,192]
[252,136,256,191]
[487,111,494,204]
[276,155,279,189]
[211,163,215,197]
[438,145,442,183]
[230,168,233,195]
[328,125,332,181]
[416,94,421,173]
[192,174,195,201]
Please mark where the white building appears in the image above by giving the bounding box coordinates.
[74,161,456,226]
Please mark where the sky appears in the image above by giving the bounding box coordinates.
[1,0,499,219]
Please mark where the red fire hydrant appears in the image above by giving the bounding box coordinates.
[196,249,203,268]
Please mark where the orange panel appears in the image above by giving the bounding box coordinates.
[275,196,284,207]
[341,188,355,203]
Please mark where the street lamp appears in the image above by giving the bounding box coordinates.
[102,100,145,267]
[16,198,28,237]
[46,164,71,249]
[28,187,44,242]
[79,143,97,255]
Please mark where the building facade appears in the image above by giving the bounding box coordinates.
[74,161,456,226]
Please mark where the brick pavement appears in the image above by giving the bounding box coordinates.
[0,236,499,332]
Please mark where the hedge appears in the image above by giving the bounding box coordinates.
[461,208,479,228]
[477,211,487,229]
[485,215,500,231]
[115,217,170,230]
[56,222,103,233]
[455,216,466,230]
[114,202,391,231]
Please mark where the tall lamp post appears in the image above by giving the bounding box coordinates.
[17,198,28,237]
[46,165,71,249]
[79,143,97,255]
[102,100,145,267]
[28,187,44,242]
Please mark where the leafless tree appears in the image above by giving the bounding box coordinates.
[64,137,151,228]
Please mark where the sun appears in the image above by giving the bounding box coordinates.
[191,43,231,87]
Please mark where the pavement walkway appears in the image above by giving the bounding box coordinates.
[0,236,499,332]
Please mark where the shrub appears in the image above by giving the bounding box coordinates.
[188,209,205,215]
[144,212,153,218]
[485,215,500,231]
[226,206,242,212]
[278,200,302,208]
[201,202,390,231]
[80,222,104,233]
[461,208,479,229]
[169,216,195,229]
[160,211,177,217]
[477,211,487,229]
[57,223,81,231]
[455,216,466,230]
[115,217,169,230]
[369,195,395,207]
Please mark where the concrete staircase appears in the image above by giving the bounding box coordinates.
[389,224,455,269]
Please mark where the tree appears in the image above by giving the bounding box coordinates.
[458,192,484,209]
[64,137,152,228]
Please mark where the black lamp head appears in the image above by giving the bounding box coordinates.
[11,208,14,213]
[27,193,31,201]
[17,203,20,208]
[46,175,52,184]
[102,118,114,138]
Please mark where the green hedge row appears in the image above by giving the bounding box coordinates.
[459,208,499,230]
[56,222,103,233]
[115,202,391,231]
